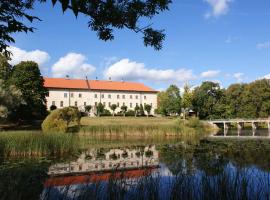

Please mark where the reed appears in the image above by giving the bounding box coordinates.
[0,131,78,157]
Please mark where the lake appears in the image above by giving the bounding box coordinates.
[0,130,270,200]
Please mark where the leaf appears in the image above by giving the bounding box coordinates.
[71,0,79,17]
[51,0,57,6]
[61,0,70,12]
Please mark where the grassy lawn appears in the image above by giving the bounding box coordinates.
[80,116,176,126]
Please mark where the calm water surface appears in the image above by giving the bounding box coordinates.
[1,131,270,200]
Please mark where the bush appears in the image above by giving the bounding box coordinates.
[50,105,57,111]
[100,109,112,117]
[42,107,81,133]
[126,109,135,116]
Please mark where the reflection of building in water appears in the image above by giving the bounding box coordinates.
[48,145,159,176]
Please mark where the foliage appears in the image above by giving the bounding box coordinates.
[139,104,145,116]
[144,104,152,117]
[0,80,23,120]
[1,0,172,56]
[0,54,11,81]
[50,105,57,111]
[121,105,128,117]
[100,109,112,117]
[126,109,135,117]
[96,102,104,117]
[192,81,223,119]
[157,85,181,116]
[110,104,117,116]
[84,105,92,112]
[9,61,48,120]
[134,105,140,117]
[42,107,81,133]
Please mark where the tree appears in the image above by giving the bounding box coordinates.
[9,61,48,120]
[1,0,172,56]
[157,85,181,116]
[96,102,104,117]
[182,84,193,119]
[139,104,145,116]
[0,80,23,120]
[0,54,11,81]
[192,81,223,119]
[50,105,57,111]
[144,104,152,117]
[42,107,81,133]
[121,105,128,117]
[134,105,140,117]
[110,104,117,117]
[85,105,92,113]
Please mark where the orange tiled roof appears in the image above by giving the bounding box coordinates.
[44,78,157,93]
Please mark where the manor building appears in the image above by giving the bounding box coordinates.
[44,77,158,115]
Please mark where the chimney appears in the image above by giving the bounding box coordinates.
[109,77,111,81]
[96,77,98,81]
[65,75,70,80]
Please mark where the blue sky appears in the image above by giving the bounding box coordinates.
[9,0,270,90]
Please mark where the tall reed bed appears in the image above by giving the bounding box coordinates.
[0,131,78,157]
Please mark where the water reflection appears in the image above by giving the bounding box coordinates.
[214,128,270,138]
[0,138,270,200]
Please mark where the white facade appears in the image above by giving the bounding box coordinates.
[46,88,157,115]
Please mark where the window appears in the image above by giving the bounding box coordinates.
[79,93,82,98]
[103,102,106,106]
[117,102,119,107]
[150,103,153,106]
[117,95,120,99]
[136,103,138,106]
[84,102,86,106]
[108,94,111,99]
[64,93,68,98]
[130,103,132,108]
[101,94,104,98]
[75,101,77,106]
[47,92,49,97]
[109,102,111,107]
[122,95,125,99]
[70,93,74,98]
[135,95,138,99]
[60,101,63,107]
[95,102,97,106]
[123,102,125,106]
[144,95,146,100]
[95,94,98,98]
[130,95,132,99]
[52,101,55,106]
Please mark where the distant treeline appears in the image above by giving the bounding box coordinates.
[157,79,270,119]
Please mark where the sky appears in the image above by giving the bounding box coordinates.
[8,0,270,90]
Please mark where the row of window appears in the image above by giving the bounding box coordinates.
[51,101,152,109]
[49,92,147,100]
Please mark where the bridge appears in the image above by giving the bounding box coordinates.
[208,119,270,131]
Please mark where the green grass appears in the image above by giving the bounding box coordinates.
[0,131,78,157]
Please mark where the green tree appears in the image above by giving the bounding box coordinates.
[144,104,152,117]
[0,80,23,120]
[166,85,182,115]
[157,91,169,115]
[9,61,48,120]
[121,105,128,117]
[139,104,145,116]
[192,81,223,119]
[0,54,11,81]
[42,107,81,133]
[85,105,92,113]
[96,103,104,117]
[134,105,140,117]
[1,0,172,56]
[182,84,193,119]
[110,104,117,117]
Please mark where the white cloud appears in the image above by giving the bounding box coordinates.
[233,72,245,82]
[7,46,50,65]
[200,70,220,78]
[262,74,270,79]
[52,53,96,78]
[103,58,195,83]
[204,0,232,18]
[257,42,270,50]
